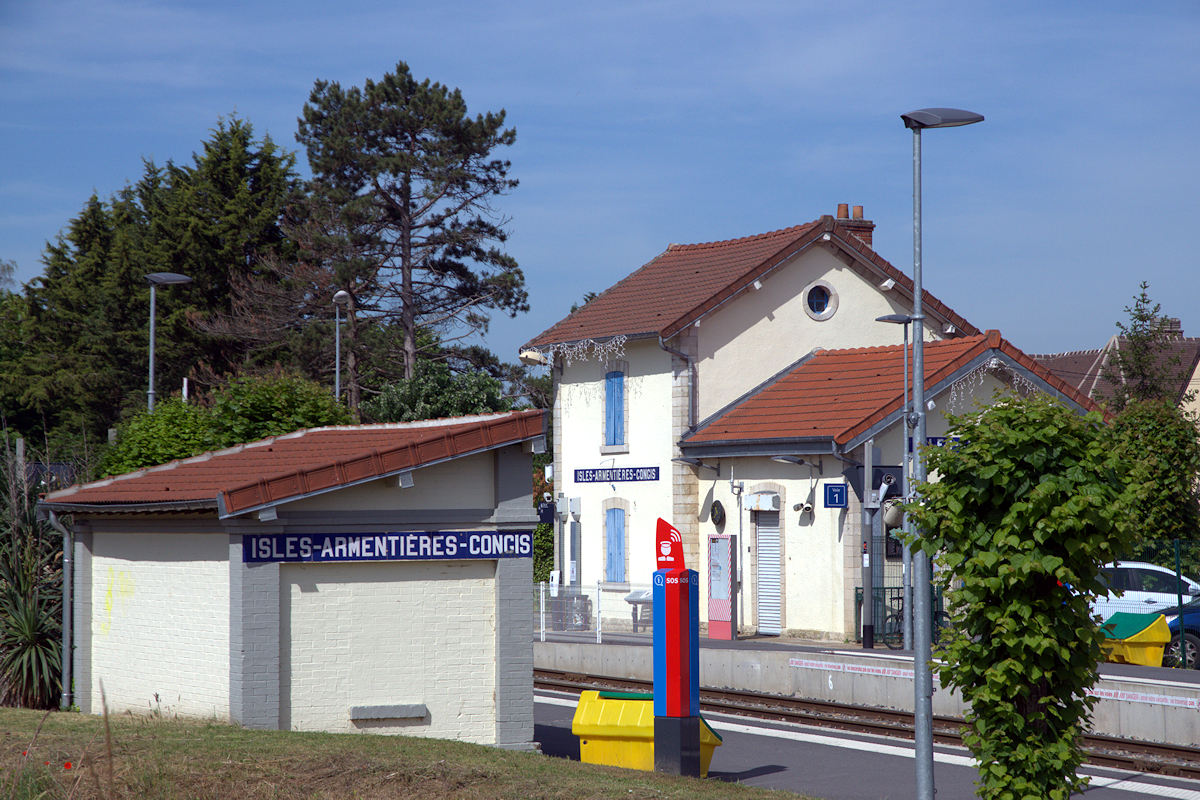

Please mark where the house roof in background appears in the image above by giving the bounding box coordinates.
[680,330,1097,452]
[1032,320,1200,406]
[522,214,979,350]
[39,410,546,518]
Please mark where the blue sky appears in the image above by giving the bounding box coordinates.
[2,1,1197,363]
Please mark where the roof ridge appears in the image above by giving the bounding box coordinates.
[1029,348,1103,358]
[810,334,988,358]
[665,221,818,252]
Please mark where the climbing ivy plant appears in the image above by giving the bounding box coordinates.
[908,395,1133,799]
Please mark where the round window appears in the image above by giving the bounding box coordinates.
[803,280,838,321]
[807,286,830,314]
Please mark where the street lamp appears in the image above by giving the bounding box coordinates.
[333,290,351,401]
[900,106,983,800]
[145,272,193,411]
[876,313,916,651]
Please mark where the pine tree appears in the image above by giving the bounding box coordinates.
[296,61,527,380]
[1100,281,1187,412]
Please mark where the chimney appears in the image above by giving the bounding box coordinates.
[836,203,874,248]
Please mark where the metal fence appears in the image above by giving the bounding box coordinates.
[853,586,947,649]
[533,581,656,643]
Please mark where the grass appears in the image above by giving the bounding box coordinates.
[0,707,809,800]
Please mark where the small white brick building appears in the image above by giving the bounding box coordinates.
[40,411,545,749]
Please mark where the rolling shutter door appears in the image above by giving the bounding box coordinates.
[756,510,781,635]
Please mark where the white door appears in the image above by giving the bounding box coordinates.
[755,511,781,635]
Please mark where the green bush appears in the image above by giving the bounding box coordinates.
[99,398,218,477]
[362,361,510,423]
[909,395,1131,799]
[532,522,553,583]
[101,373,354,476]
[210,372,352,445]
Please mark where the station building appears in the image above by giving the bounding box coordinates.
[521,206,1095,640]
[39,410,545,748]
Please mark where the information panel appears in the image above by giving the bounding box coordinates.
[243,531,533,564]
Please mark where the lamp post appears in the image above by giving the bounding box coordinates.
[876,313,915,651]
[333,290,351,401]
[145,272,193,411]
[900,106,983,800]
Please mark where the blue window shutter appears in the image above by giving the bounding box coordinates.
[605,371,624,446]
[606,508,625,582]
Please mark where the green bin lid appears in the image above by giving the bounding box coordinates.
[1100,612,1163,640]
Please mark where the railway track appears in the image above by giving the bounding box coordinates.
[535,668,1200,780]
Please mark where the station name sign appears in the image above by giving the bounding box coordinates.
[243,531,532,564]
[574,466,660,483]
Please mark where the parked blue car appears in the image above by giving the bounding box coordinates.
[1163,597,1200,668]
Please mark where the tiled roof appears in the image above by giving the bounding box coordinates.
[681,331,1096,449]
[522,215,978,349]
[40,410,546,517]
[1033,332,1200,406]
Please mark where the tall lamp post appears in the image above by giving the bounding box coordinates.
[876,313,915,651]
[900,107,983,800]
[145,272,193,411]
[333,290,350,401]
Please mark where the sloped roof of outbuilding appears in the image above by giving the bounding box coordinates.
[522,215,979,350]
[39,410,546,518]
[679,331,1097,454]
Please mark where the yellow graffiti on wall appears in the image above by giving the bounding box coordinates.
[96,567,135,636]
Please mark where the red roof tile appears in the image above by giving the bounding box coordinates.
[522,216,978,349]
[682,331,1096,449]
[41,411,546,516]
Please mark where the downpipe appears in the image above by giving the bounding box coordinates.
[47,510,72,710]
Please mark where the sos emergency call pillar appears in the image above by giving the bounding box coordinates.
[652,567,701,776]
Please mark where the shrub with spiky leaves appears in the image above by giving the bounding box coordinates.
[908,395,1132,799]
[0,442,61,709]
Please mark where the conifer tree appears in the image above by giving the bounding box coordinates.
[296,61,527,380]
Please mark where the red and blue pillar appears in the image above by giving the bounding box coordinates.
[653,567,700,775]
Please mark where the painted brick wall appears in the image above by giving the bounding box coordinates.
[90,532,230,718]
[281,560,499,743]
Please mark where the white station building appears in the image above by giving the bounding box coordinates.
[39,410,546,748]
[522,207,1095,640]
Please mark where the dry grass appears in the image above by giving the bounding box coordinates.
[0,707,805,800]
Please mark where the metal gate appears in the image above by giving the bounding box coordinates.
[755,510,781,635]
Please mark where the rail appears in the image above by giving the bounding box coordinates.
[534,668,1200,780]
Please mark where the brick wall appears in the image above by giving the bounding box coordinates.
[280,560,500,743]
[90,532,230,718]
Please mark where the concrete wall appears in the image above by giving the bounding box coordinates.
[535,641,1200,746]
[89,529,230,718]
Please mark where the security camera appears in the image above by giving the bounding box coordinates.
[881,473,896,486]
[793,502,814,514]
[543,492,552,502]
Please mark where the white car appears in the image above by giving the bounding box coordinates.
[1092,561,1200,620]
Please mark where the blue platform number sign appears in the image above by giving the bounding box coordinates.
[824,483,848,509]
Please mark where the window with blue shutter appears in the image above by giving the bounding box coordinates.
[605,507,625,582]
[605,370,624,446]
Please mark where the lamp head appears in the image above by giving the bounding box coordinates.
[876,314,914,325]
[333,290,351,306]
[901,108,984,130]
[145,272,193,286]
